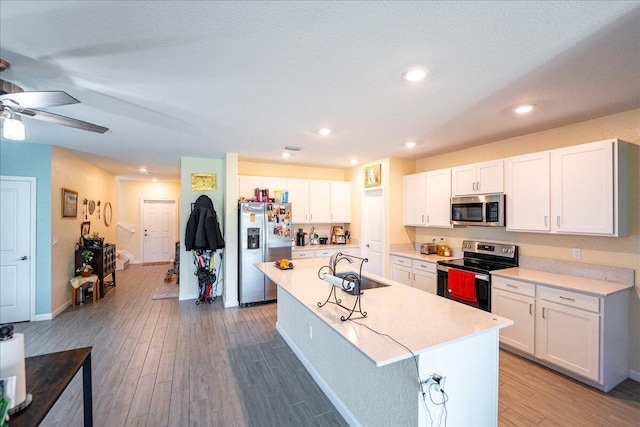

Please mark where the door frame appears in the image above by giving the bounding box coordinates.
[139,198,178,263]
[1,176,37,322]
[361,186,386,277]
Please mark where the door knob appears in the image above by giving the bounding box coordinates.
[365,244,370,248]
[19,256,28,261]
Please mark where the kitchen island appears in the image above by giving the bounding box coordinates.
[257,258,513,426]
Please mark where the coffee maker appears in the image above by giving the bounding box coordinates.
[296,228,306,246]
[331,226,346,244]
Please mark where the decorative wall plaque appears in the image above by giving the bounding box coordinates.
[191,173,216,191]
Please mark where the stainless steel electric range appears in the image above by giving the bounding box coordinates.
[436,240,518,311]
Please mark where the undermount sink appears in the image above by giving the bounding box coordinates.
[334,271,391,295]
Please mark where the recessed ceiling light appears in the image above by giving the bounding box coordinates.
[318,128,332,136]
[282,152,291,158]
[402,67,430,82]
[514,104,536,114]
[405,141,416,148]
[350,159,358,165]
[152,178,158,182]
[138,168,147,173]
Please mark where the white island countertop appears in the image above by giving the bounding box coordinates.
[257,258,513,367]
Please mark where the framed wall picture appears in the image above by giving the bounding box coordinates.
[364,164,381,188]
[62,188,78,218]
[81,221,91,236]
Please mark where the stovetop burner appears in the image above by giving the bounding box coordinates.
[437,239,518,274]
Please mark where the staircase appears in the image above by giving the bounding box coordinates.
[116,253,130,270]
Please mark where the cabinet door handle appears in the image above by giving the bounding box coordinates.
[310,214,312,220]
[426,215,430,223]
[559,296,575,302]
[542,307,546,319]
[557,216,560,227]
[544,216,548,227]
[476,181,480,191]
[506,283,518,288]
[472,182,476,191]
[422,215,425,223]
[529,303,533,315]
[412,273,415,280]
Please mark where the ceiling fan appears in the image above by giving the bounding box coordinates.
[0,59,108,140]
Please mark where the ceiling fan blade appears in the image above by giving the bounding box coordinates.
[18,108,109,134]
[1,91,79,108]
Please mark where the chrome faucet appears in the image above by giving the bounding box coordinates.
[329,252,354,274]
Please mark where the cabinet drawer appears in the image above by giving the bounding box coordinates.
[538,285,600,313]
[315,249,337,258]
[292,251,314,259]
[391,255,411,267]
[412,259,436,273]
[492,276,535,297]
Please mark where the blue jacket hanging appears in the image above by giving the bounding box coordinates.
[185,195,225,251]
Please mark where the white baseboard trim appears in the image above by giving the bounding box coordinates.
[224,299,239,308]
[130,260,142,265]
[275,322,360,427]
[49,301,71,319]
[629,369,640,382]
[179,293,198,301]
[116,250,134,260]
[34,312,53,321]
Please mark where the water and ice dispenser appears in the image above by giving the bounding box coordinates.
[247,228,260,249]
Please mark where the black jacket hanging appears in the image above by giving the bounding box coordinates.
[185,195,225,251]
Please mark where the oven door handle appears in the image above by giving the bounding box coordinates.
[437,265,489,282]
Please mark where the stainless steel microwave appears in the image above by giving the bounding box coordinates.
[451,194,505,226]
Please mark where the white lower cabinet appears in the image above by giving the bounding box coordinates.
[492,277,535,355]
[390,256,412,286]
[493,275,629,392]
[536,300,600,381]
[390,255,436,293]
[293,247,358,260]
[411,259,437,294]
[292,250,314,259]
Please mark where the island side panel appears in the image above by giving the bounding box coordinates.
[417,330,500,426]
[276,288,418,427]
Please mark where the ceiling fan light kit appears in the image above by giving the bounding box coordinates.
[2,112,25,140]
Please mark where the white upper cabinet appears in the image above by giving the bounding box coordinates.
[403,169,452,228]
[403,173,427,226]
[284,178,350,224]
[329,181,351,223]
[285,178,310,223]
[425,168,452,227]
[550,139,626,236]
[452,160,504,196]
[308,180,331,223]
[506,151,551,232]
[238,176,286,200]
[238,176,264,200]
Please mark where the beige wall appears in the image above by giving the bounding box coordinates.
[51,147,116,313]
[115,180,181,261]
[239,161,345,181]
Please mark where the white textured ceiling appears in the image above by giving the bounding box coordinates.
[1,1,639,181]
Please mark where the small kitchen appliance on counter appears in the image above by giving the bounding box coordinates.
[436,240,518,311]
[331,226,346,244]
[420,242,437,255]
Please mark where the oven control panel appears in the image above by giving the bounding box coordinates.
[461,240,517,259]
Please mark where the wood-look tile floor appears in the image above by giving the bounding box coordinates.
[12,264,640,426]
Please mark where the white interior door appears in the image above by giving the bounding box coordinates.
[1,177,35,323]
[142,199,177,263]
[361,188,385,277]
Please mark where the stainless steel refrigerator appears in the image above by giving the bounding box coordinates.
[238,202,292,305]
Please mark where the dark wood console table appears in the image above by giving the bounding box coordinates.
[10,347,93,427]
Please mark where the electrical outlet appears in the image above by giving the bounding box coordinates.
[572,248,582,259]
[53,236,58,246]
